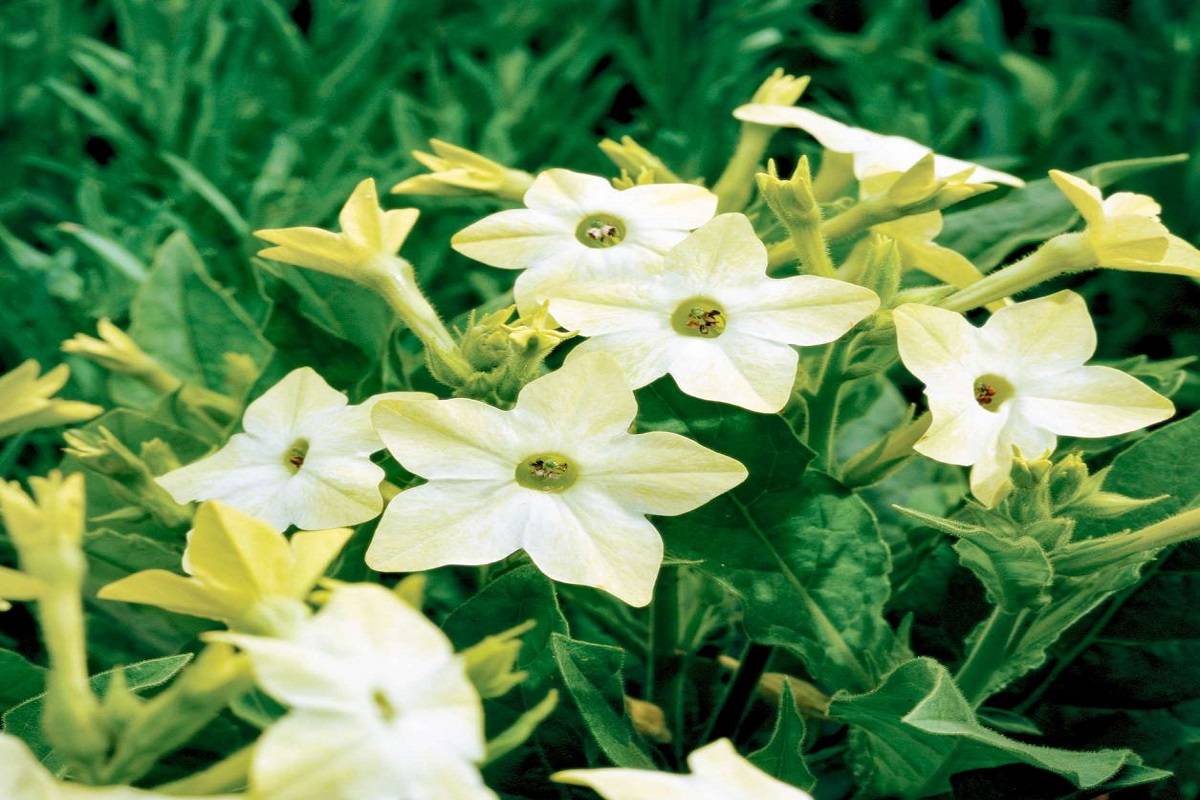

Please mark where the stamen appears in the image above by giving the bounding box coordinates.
[515,452,578,492]
[372,688,399,722]
[283,438,310,473]
[972,374,1013,412]
[575,214,625,248]
[671,296,728,338]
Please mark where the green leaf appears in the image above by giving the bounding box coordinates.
[940,154,1189,271]
[748,681,816,790]
[117,231,272,408]
[550,634,655,769]
[640,381,907,692]
[0,649,47,713]
[1023,412,1200,787]
[952,532,1053,613]
[830,657,1146,798]
[2,654,194,770]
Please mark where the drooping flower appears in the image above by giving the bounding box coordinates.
[98,501,351,634]
[255,179,457,352]
[732,103,1024,188]
[390,139,534,201]
[450,168,718,311]
[212,584,494,800]
[553,738,813,799]
[544,214,879,412]
[157,367,430,530]
[0,733,238,799]
[0,361,100,439]
[366,353,747,606]
[893,291,1174,506]
[1048,169,1200,277]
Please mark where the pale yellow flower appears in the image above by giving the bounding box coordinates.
[1049,169,1200,277]
[366,353,747,606]
[554,738,813,799]
[98,501,351,634]
[0,361,100,438]
[894,291,1174,506]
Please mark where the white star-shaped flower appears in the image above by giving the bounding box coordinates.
[553,738,813,799]
[365,352,747,606]
[157,367,431,530]
[0,733,237,800]
[450,168,718,311]
[544,213,879,412]
[894,291,1174,506]
[733,104,1024,187]
[213,584,494,800]
[1049,169,1200,277]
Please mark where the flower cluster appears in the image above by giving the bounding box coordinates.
[2,65,1197,800]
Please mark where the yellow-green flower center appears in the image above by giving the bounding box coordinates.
[283,438,310,473]
[372,688,399,722]
[515,453,577,492]
[973,375,1014,412]
[575,214,625,248]
[671,297,727,338]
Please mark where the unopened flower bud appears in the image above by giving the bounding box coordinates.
[0,361,101,439]
[461,620,535,699]
[599,136,682,184]
[624,696,672,743]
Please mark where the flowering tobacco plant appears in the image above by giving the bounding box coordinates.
[2,65,1200,800]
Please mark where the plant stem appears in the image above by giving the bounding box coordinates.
[939,233,1093,312]
[767,200,892,272]
[705,642,773,743]
[804,337,852,473]
[647,566,682,756]
[155,744,253,795]
[1052,506,1200,575]
[99,644,255,784]
[713,125,774,213]
[954,607,1024,707]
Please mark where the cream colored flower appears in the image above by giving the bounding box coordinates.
[894,291,1174,506]
[0,361,100,438]
[1049,170,1200,277]
[390,139,534,201]
[553,738,813,799]
[98,501,351,633]
[213,584,494,800]
[733,104,1024,188]
[366,353,747,606]
[450,169,718,311]
[0,733,238,799]
[545,214,879,412]
[157,367,430,530]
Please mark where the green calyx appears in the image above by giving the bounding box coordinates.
[671,297,727,338]
[515,453,577,492]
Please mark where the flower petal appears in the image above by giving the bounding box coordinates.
[1019,365,1175,437]
[915,394,1009,467]
[186,502,292,598]
[1048,170,1105,227]
[585,431,747,516]
[668,335,798,413]
[565,334,675,390]
[372,398,521,480]
[512,352,638,446]
[664,214,767,288]
[523,168,616,216]
[337,178,384,251]
[978,290,1096,378]
[522,487,664,607]
[451,208,575,269]
[724,274,879,346]
[242,367,349,441]
[366,481,526,573]
[970,438,1015,508]
[688,738,813,797]
[893,303,982,387]
[280,457,385,530]
[286,528,354,598]
[255,226,352,275]
[619,183,718,228]
[251,711,399,800]
[97,570,230,621]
